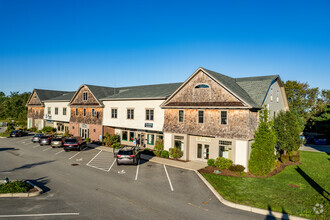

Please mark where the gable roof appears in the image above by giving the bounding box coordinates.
[236,75,279,106]
[101,83,182,100]
[27,89,70,106]
[44,92,76,102]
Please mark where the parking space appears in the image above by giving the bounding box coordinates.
[1,136,179,193]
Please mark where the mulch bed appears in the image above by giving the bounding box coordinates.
[199,161,301,178]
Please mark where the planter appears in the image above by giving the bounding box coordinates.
[0,180,43,198]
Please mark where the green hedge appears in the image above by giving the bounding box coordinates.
[0,181,32,193]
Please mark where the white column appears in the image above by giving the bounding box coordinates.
[235,140,249,171]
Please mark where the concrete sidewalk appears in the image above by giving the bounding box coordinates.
[93,145,207,171]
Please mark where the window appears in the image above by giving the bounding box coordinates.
[129,131,135,142]
[83,108,86,117]
[174,136,184,154]
[83,92,88,101]
[221,111,227,125]
[48,107,51,115]
[219,140,232,159]
[55,107,58,115]
[122,131,128,141]
[92,109,96,117]
[156,135,163,141]
[197,144,202,158]
[127,109,134,119]
[111,108,117,118]
[75,108,78,116]
[195,84,209,88]
[147,134,154,145]
[270,88,273,101]
[63,107,67,115]
[198,110,204,123]
[178,110,184,122]
[146,109,154,121]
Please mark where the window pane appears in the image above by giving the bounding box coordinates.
[197,144,202,158]
[204,145,209,159]
[198,111,204,123]
[147,134,154,145]
[179,110,184,122]
[221,111,227,125]
[129,132,135,141]
[122,131,128,141]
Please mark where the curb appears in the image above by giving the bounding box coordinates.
[140,154,197,171]
[0,180,43,198]
[195,171,308,220]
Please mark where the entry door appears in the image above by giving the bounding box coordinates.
[81,128,89,139]
[197,143,210,160]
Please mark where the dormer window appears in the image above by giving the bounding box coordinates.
[83,92,88,101]
[195,84,209,89]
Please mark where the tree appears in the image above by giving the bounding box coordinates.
[284,81,319,123]
[274,110,302,155]
[248,107,277,176]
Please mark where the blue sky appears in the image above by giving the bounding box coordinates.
[0,0,329,95]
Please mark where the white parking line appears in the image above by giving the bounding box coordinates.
[86,150,102,166]
[135,159,140,180]
[107,160,116,172]
[69,152,81,160]
[43,147,52,152]
[55,150,64,155]
[0,213,80,218]
[164,164,174,191]
[33,145,41,148]
[24,142,33,145]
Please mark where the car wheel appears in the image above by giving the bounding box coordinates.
[78,147,81,151]
[117,161,120,166]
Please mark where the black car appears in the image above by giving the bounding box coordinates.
[10,130,28,137]
[39,135,52,146]
[63,137,86,152]
[116,146,140,165]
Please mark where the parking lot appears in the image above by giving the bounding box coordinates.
[0,135,265,219]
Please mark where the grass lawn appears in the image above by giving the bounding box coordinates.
[0,133,9,137]
[202,151,329,219]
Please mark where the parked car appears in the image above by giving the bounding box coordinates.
[32,133,43,143]
[51,137,64,148]
[10,130,28,137]
[39,135,53,146]
[314,136,327,145]
[63,137,86,152]
[116,146,140,165]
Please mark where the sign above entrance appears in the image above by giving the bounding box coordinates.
[81,124,88,128]
[145,123,153,128]
[196,136,211,142]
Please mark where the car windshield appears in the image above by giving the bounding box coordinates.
[53,138,62,141]
[118,150,133,155]
[35,134,42,137]
[41,136,50,139]
[65,139,77,143]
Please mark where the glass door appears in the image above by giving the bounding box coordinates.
[197,143,210,160]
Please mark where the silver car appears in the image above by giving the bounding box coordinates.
[32,134,43,143]
[116,146,140,165]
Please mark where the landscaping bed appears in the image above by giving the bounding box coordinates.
[201,151,329,219]
[200,161,300,178]
[0,180,33,194]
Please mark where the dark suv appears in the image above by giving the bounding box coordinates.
[63,137,86,152]
[10,130,28,137]
[39,135,52,146]
[116,146,140,165]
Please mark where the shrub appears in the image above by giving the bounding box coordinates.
[5,124,15,133]
[215,157,233,170]
[274,110,303,154]
[289,151,300,162]
[42,126,55,133]
[280,154,290,163]
[103,133,120,148]
[29,127,37,132]
[161,150,169,158]
[112,142,121,149]
[36,130,42,133]
[169,147,183,159]
[248,107,276,176]
[154,140,164,157]
[85,138,90,143]
[239,171,247,177]
[207,159,216,167]
[64,130,70,137]
[274,160,282,168]
[0,181,32,193]
[229,164,245,172]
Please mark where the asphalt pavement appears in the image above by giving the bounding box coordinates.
[0,135,270,220]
